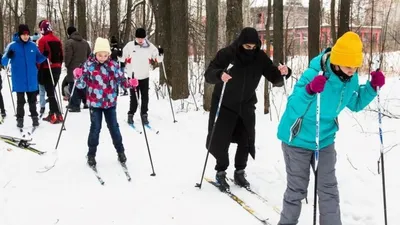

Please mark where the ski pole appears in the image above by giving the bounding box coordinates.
[135,87,156,176]
[312,70,323,225]
[195,63,233,189]
[36,80,78,173]
[159,50,177,123]
[5,59,15,116]
[375,69,388,225]
[47,59,63,114]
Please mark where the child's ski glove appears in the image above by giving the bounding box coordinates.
[370,70,385,91]
[306,75,327,94]
[73,67,83,79]
[129,78,139,88]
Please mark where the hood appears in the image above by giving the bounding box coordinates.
[69,31,83,41]
[134,39,150,48]
[231,27,261,50]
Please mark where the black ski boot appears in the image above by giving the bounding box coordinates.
[87,155,96,167]
[141,114,149,125]
[127,114,134,124]
[16,117,23,128]
[32,116,39,127]
[216,171,230,192]
[117,152,127,163]
[234,169,250,188]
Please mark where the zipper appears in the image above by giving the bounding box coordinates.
[23,44,29,90]
[336,83,347,113]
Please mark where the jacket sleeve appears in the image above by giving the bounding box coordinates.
[35,46,47,64]
[86,42,91,57]
[76,61,89,89]
[120,43,129,63]
[1,43,12,66]
[346,76,377,112]
[64,40,72,68]
[262,55,292,87]
[114,62,130,88]
[204,49,230,84]
[285,68,317,117]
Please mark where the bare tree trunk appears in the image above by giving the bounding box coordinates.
[330,0,336,43]
[273,0,283,65]
[69,0,74,26]
[77,0,87,39]
[264,0,272,114]
[158,0,170,85]
[368,0,374,77]
[142,0,146,27]
[24,0,37,33]
[308,0,320,61]
[109,0,119,39]
[14,0,18,29]
[203,0,218,111]
[379,0,394,70]
[123,0,132,43]
[337,0,350,38]
[170,0,189,100]
[0,0,4,50]
[226,0,242,44]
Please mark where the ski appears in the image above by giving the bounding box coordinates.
[128,122,142,134]
[0,136,45,155]
[228,178,281,215]
[120,162,132,181]
[205,177,271,225]
[144,123,159,134]
[88,165,105,185]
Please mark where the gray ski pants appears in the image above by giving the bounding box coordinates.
[278,142,341,225]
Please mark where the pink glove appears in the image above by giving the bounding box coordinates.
[73,68,83,79]
[370,70,385,91]
[306,75,327,94]
[129,78,139,88]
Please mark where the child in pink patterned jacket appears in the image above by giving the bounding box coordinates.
[74,37,138,167]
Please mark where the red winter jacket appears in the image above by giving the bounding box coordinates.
[38,32,64,69]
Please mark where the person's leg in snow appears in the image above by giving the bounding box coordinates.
[39,84,46,114]
[127,87,139,124]
[278,143,341,225]
[42,68,62,123]
[103,106,126,163]
[16,92,26,128]
[26,91,39,126]
[233,118,251,188]
[139,78,150,124]
[0,78,5,117]
[87,108,103,166]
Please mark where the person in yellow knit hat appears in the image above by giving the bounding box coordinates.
[276,31,385,225]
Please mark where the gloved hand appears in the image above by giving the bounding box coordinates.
[125,57,131,64]
[117,48,123,57]
[158,46,164,56]
[306,75,327,94]
[7,50,14,58]
[43,51,49,57]
[370,70,385,91]
[73,67,83,79]
[129,78,139,88]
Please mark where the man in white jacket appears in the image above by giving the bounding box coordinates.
[120,28,163,125]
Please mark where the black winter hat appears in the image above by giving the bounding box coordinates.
[135,28,146,38]
[18,24,30,36]
[67,26,77,36]
[237,27,260,45]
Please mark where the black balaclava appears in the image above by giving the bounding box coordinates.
[236,27,260,65]
[330,63,353,82]
[18,24,30,43]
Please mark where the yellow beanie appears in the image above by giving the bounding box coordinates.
[330,31,363,68]
[93,37,111,55]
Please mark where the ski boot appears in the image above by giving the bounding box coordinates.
[127,114,134,124]
[141,114,149,125]
[216,171,230,192]
[16,117,23,128]
[117,152,127,164]
[87,155,96,167]
[234,169,250,188]
[32,116,39,127]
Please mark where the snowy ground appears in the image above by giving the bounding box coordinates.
[1,63,400,225]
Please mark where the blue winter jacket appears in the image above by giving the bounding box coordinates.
[277,49,377,150]
[1,33,47,92]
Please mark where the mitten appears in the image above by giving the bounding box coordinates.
[370,70,385,91]
[73,68,83,79]
[306,75,327,94]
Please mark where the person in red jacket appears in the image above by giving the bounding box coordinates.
[37,20,64,124]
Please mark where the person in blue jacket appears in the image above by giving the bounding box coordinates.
[277,31,385,225]
[1,24,47,128]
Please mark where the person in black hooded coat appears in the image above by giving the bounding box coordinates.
[204,27,291,191]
